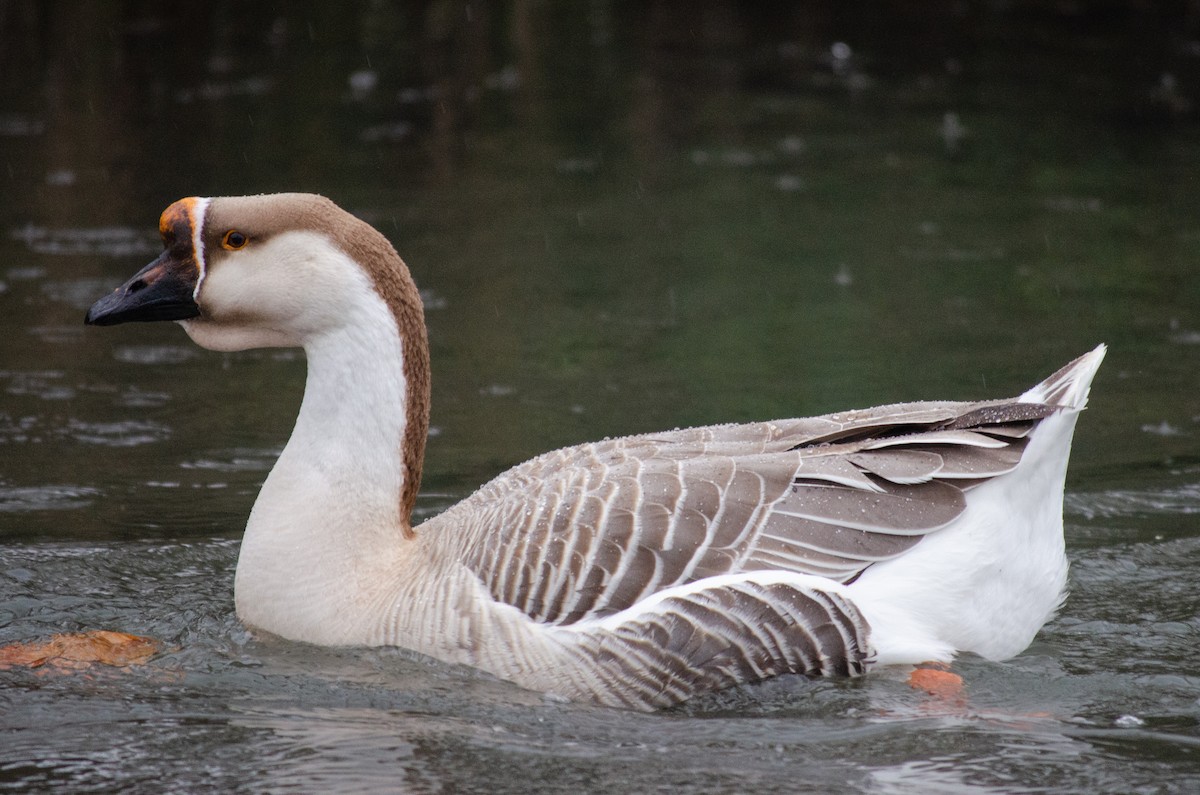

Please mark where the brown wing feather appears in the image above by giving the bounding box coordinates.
[441,396,1056,626]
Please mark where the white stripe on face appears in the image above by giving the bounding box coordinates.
[191,196,211,300]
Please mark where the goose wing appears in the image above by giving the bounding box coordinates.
[442,398,1053,626]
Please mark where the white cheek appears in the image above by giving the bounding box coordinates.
[188,230,372,350]
[201,259,301,319]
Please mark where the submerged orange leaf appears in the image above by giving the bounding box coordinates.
[907,665,966,700]
[0,630,160,672]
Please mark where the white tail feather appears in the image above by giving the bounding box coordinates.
[1019,344,1107,409]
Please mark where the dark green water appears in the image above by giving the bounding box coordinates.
[2,2,1198,792]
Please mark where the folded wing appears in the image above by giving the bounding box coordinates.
[446,398,1054,626]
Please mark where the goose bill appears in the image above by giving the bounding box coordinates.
[84,249,201,326]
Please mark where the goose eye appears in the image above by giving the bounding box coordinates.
[222,230,248,250]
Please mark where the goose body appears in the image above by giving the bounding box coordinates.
[86,193,1105,710]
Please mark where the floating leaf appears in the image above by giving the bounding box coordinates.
[0,630,160,671]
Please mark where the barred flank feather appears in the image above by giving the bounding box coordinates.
[554,575,868,709]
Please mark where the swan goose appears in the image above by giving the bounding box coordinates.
[85,193,1105,710]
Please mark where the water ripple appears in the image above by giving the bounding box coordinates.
[180,448,280,473]
[8,225,158,257]
[40,277,121,310]
[112,345,196,366]
[0,113,45,137]
[0,370,72,401]
[115,387,171,409]
[1067,483,1200,520]
[65,419,171,447]
[0,485,99,513]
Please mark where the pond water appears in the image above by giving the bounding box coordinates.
[2,2,1199,792]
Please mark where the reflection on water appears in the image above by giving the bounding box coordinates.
[0,485,98,513]
[9,225,158,258]
[2,1,1199,792]
[1069,481,1200,522]
[111,345,197,366]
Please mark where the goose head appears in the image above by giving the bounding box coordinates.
[85,194,425,351]
[86,193,431,527]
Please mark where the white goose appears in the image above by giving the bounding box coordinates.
[86,193,1104,710]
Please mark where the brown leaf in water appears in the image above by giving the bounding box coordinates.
[907,665,966,701]
[869,665,971,721]
[0,630,160,672]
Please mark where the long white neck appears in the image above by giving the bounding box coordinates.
[233,282,413,644]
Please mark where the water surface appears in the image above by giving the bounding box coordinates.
[2,3,1198,792]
